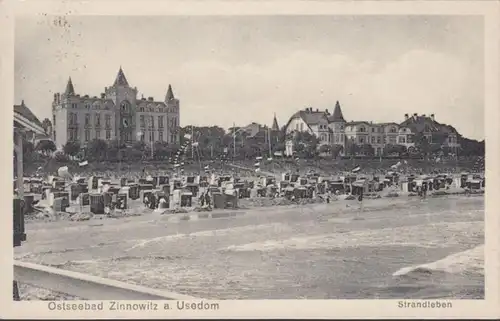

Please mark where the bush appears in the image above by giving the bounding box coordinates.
[54,151,70,163]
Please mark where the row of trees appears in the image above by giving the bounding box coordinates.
[21,124,485,165]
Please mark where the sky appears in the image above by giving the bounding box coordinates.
[15,15,484,140]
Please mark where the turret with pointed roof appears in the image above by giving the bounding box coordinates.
[65,77,75,96]
[271,113,280,131]
[328,101,345,122]
[113,66,129,87]
[165,84,175,101]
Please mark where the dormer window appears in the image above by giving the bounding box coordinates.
[359,126,365,132]
[140,107,145,112]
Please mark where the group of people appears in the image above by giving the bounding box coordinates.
[199,191,212,208]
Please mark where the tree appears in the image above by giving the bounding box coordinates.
[35,139,56,155]
[331,144,344,158]
[413,133,431,159]
[458,136,484,156]
[359,143,375,156]
[54,151,70,163]
[345,138,359,156]
[63,141,81,158]
[319,144,332,156]
[292,131,318,158]
[41,118,52,136]
[86,139,108,161]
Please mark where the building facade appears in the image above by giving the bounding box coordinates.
[52,67,180,149]
[283,101,461,156]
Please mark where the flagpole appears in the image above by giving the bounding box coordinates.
[233,122,236,161]
[191,126,194,160]
[268,127,272,159]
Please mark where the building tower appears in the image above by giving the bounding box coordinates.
[328,101,347,150]
[105,67,138,143]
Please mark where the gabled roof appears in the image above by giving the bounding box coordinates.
[345,121,371,126]
[328,101,345,122]
[400,115,448,134]
[296,110,329,125]
[113,66,129,87]
[14,101,43,128]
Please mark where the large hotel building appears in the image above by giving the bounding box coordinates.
[52,67,180,149]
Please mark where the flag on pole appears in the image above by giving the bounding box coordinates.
[79,160,88,167]
[223,147,228,153]
[254,162,261,167]
[192,142,199,147]
[184,133,192,140]
[274,151,283,157]
[256,156,263,161]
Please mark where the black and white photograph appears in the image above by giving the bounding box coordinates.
[5,0,500,319]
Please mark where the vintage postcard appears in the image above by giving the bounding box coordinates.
[1,0,499,319]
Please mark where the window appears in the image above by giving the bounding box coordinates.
[140,132,145,142]
[69,113,74,125]
[85,113,90,126]
[390,127,397,133]
[106,130,111,140]
[340,125,344,130]
[320,134,326,141]
[150,131,154,142]
[359,137,364,144]
[96,130,101,139]
[85,103,91,109]
[140,107,145,112]
[150,116,155,128]
[170,134,175,142]
[95,113,101,126]
[85,130,90,141]
[105,114,111,127]
[300,123,304,131]
[371,128,375,132]
[71,103,77,109]
[371,136,375,143]
[158,116,164,128]
[377,137,381,144]
[159,131,163,141]
[295,124,299,131]
[140,115,145,128]
[68,129,73,141]
[359,126,365,132]
[399,137,406,144]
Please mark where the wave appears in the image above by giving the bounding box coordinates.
[393,244,484,277]
[223,221,483,252]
